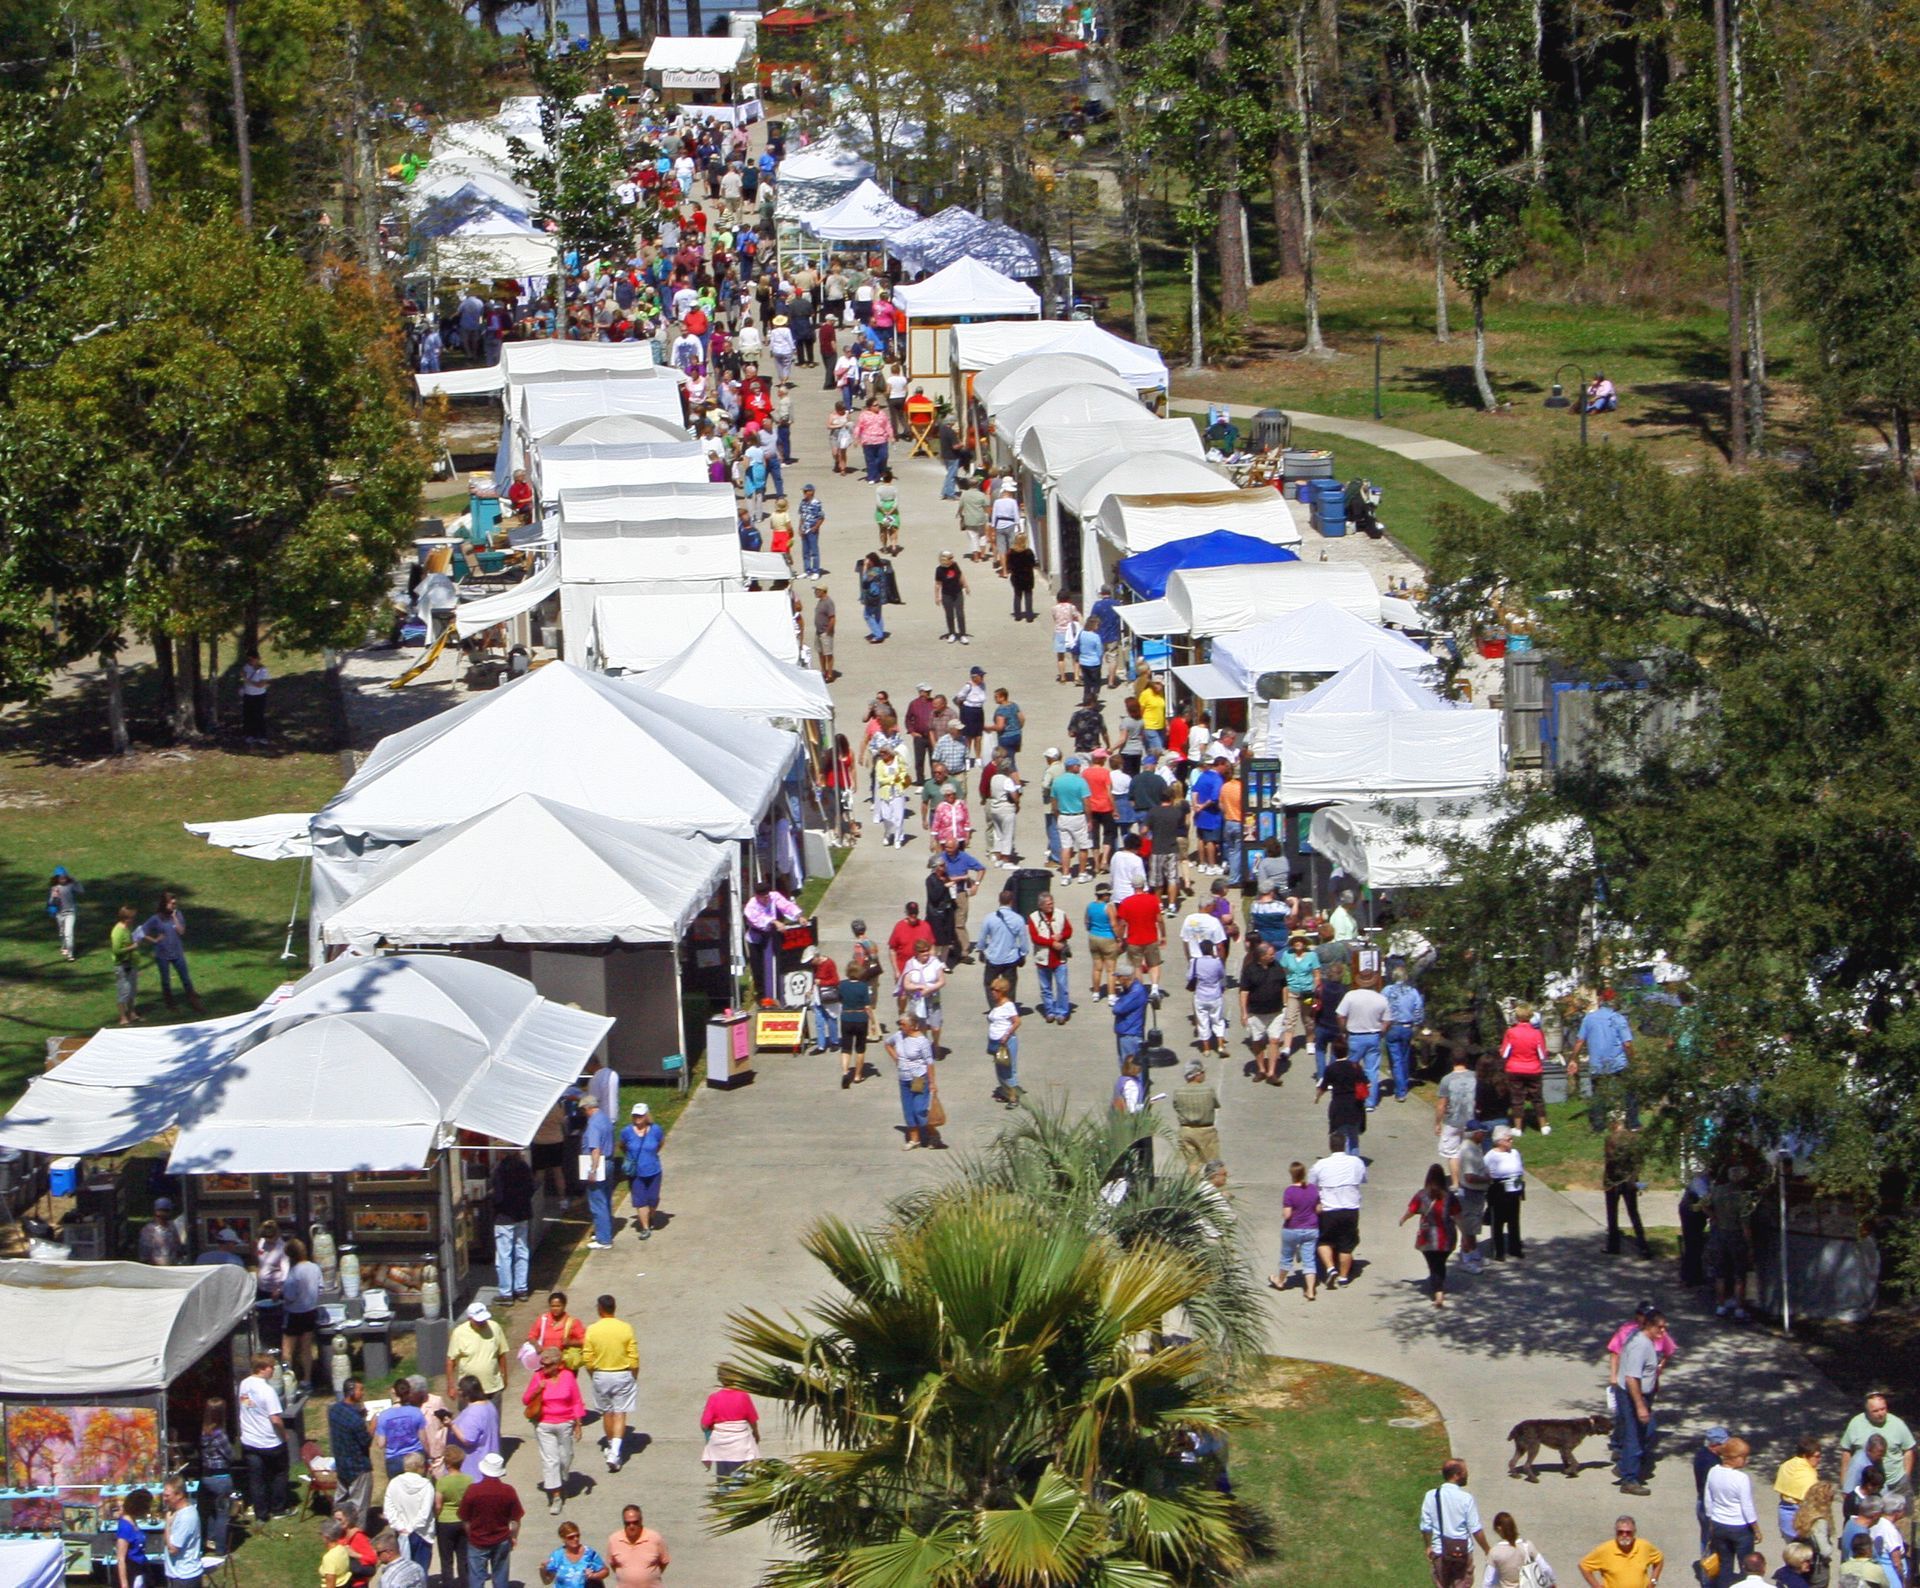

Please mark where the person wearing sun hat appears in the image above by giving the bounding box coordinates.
[619,1103,665,1241]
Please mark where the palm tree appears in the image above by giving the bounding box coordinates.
[893,1105,1269,1370]
[712,1190,1256,1587]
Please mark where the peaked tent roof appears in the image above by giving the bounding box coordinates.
[1019,419,1207,487]
[519,376,686,439]
[777,139,874,182]
[974,352,1133,413]
[885,207,1069,277]
[323,793,731,948]
[993,383,1151,451]
[501,341,659,380]
[951,321,1170,391]
[1114,529,1300,601]
[892,256,1042,319]
[1270,649,1461,718]
[642,34,749,72]
[630,612,833,720]
[1053,450,1226,518]
[805,178,921,241]
[1208,600,1437,691]
[539,413,690,448]
[317,662,796,843]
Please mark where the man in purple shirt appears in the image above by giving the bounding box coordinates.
[744,883,803,999]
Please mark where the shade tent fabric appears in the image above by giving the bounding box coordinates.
[993,384,1152,453]
[643,34,750,72]
[1098,489,1303,555]
[415,367,506,399]
[590,587,801,671]
[500,340,659,381]
[537,443,709,499]
[1306,798,1579,889]
[184,813,314,861]
[1267,650,1460,718]
[1208,601,1438,693]
[559,480,734,526]
[406,166,534,211]
[555,480,741,582]
[1053,451,1226,519]
[323,794,730,948]
[777,142,875,182]
[519,377,687,440]
[976,354,1134,418]
[952,321,1170,392]
[540,413,690,448]
[1114,530,1300,601]
[410,190,532,241]
[0,1262,255,1398]
[891,257,1041,319]
[774,173,870,225]
[0,1539,64,1588]
[1020,420,1207,488]
[424,228,558,281]
[1117,564,1378,639]
[886,208,1068,278]
[631,612,832,720]
[454,557,560,638]
[805,178,920,241]
[1277,711,1507,806]
[0,954,613,1166]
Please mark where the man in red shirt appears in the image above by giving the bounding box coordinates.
[1114,886,1165,992]
[456,1452,523,1586]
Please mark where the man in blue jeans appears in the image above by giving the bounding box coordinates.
[1569,991,1638,1129]
[1336,973,1390,1110]
[579,1095,615,1249]
[1614,1311,1667,1494]
[1110,966,1151,1065]
[1383,967,1426,1101]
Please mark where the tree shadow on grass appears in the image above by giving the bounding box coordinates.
[1621,383,1734,461]
[1399,363,1548,412]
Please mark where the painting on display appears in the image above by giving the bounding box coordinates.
[4,1406,161,1490]
[199,1174,254,1196]
[350,1206,432,1238]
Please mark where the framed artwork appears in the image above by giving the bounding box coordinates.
[270,1193,297,1221]
[96,1493,124,1525]
[349,1172,435,1192]
[4,1406,159,1489]
[309,1190,334,1222]
[267,1174,297,1187]
[203,1216,252,1248]
[8,1496,63,1532]
[60,1501,99,1536]
[350,1206,433,1237]
[199,1174,254,1196]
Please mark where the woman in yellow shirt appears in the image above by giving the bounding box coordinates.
[1774,1434,1822,1538]
[1136,673,1167,752]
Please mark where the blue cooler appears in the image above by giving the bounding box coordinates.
[49,1157,80,1197]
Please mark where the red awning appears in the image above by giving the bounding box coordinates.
[759,7,826,24]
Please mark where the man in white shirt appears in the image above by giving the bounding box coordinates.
[381,1452,438,1572]
[1307,1133,1367,1287]
[1109,834,1148,901]
[1419,1459,1488,1587]
[1178,907,1227,964]
[236,1353,289,1523]
[1337,974,1392,1112]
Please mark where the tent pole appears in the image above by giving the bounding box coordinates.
[438,1143,462,1310]
[281,855,310,961]
[672,951,689,1095]
[730,842,749,1010]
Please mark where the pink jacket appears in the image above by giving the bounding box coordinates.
[853,408,893,445]
[524,1367,585,1425]
[931,800,972,846]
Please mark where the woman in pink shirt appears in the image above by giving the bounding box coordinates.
[930,787,971,847]
[853,399,893,481]
[523,1347,587,1516]
[699,1386,761,1480]
[1500,1003,1549,1135]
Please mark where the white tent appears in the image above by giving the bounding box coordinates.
[406,166,534,211]
[0,1262,255,1397]
[1037,431,1219,606]
[538,443,710,499]
[520,376,686,439]
[319,663,796,845]
[426,227,558,281]
[976,353,1134,417]
[805,178,920,241]
[1267,650,1460,719]
[1121,563,1376,640]
[778,142,875,183]
[952,321,1170,393]
[501,341,659,380]
[184,812,314,860]
[1206,601,1438,694]
[556,480,742,587]
[559,480,734,526]
[415,367,506,399]
[1053,450,1227,520]
[893,256,1042,319]
[1306,798,1582,889]
[993,383,1152,457]
[1097,488,1303,555]
[0,954,613,1166]
[591,587,800,672]
[886,208,1069,279]
[541,413,691,447]
[1278,710,1507,806]
[323,794,730,948]
[643,34,750,73]
[455,558,561,639]
[632,612,832,720]
[0,1540,63,1588]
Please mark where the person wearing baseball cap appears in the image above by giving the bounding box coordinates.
[936,547,969,644]
[621,1102,665,1241]
[446,1300,511,1411]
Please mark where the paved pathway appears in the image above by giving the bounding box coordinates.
[1171,397,1539,505]
[485,363,1842,1587]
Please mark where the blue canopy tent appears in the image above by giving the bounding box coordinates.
[1113,530,1299,600]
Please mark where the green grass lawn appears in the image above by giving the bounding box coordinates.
[1233,1357,1450,1586]
[0,649,346,1107]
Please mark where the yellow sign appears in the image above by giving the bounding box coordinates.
[754,1010,808,1051]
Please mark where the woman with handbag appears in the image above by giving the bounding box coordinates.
[1400,1163,1464,1308]
[1485,1126,1527,1261]
[888,1014,935,1150]
[901,940,947,1051]
[1486,1511,1556,1588]
[528,1293,586,1371]
[522,1347,586,1517]
[1316,1038,1368,1153]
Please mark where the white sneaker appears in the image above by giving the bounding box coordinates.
[1539,1124,1553,1136]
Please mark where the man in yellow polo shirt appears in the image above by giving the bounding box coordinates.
[445,1301,510,1410]
[583,1293,640,1473]
[1137,674,1167,753]
[1579,1515,1663,1588]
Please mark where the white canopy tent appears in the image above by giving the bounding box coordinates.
[558,480,734,526]
[631,612,832,720]
[500,341,660,381]
[951,321,1170,394]
[1305,797,1581,889]
[541,413,690,447]
[805,178,921,241]
[892,257,1042,319]
[454,558,561,639]
[1203,601,1438,695]
[0,1262,255,1398]
[406,166,534,211]
[323,794,730,948]
[415,366,506,399]
[1266,649,1460,719]
[555,480,743,608]
[643,34,750,73]
[184,812,314,861]
[0,953,613,1167]
[1097,488,1303,557]
[1120,563,1378,641]
[591,587,800,672]
[1278,710,1507,806]
[778,142,875,183]
[520,376,687,438]
[422,226,558,282]
[0,1540,63,1588]
[992,383,1152,465]
[976,354,1134,420]
[1054,450,1226,521]
[1041,441,1223,606]
[536,441,709,501]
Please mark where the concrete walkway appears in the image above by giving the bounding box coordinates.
[1171,397,1539,506]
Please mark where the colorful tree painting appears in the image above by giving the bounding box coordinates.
[6,1406,74,1488]
[75,1409,159,1485]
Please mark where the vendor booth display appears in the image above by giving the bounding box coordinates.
[1119,563,1376,645]
[1274,705,1505,805]
[1114,530,1300,602]
[642,34,756,119]
[1097,488,1303,557]
[1181,600,1438,704]
[0,1262,254,1571]
[1044,445,1224,603]
[803,178,920,242]
[990,383,1152,470]
[890,257,1041,381]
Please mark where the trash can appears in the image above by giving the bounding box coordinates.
[1010,867,1053,918]
[1253,408,1291,451]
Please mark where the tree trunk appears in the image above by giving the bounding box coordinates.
[585,0,602,38]
[1711,0,1746,465]
[685,0,703,37]
[224,0,254,227]
[1529,0,1545,182]
[170,633,201,741]
[113,43,153,211]
[151,631,174,739]
[1120,154,1151,342]
[1636,36,1652,155]
[1291,5,1325,353]
[1401,0,1449,340]
[1471,290,1497,410]
[1205,0,1249,317]
[1747,283,1766,454]
[613,0,631,37]
[199,637,220,735]
[1434,250,1451,342]
[1895,406,1914,492]
[1188,239,1204,372]
[1268,143,1302,278]
[102,648,130,757]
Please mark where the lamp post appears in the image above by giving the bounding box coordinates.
[1373,333,1384,421]
[1544,362,1588,448]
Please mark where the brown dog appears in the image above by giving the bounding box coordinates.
[1506,1414,1612,1481]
